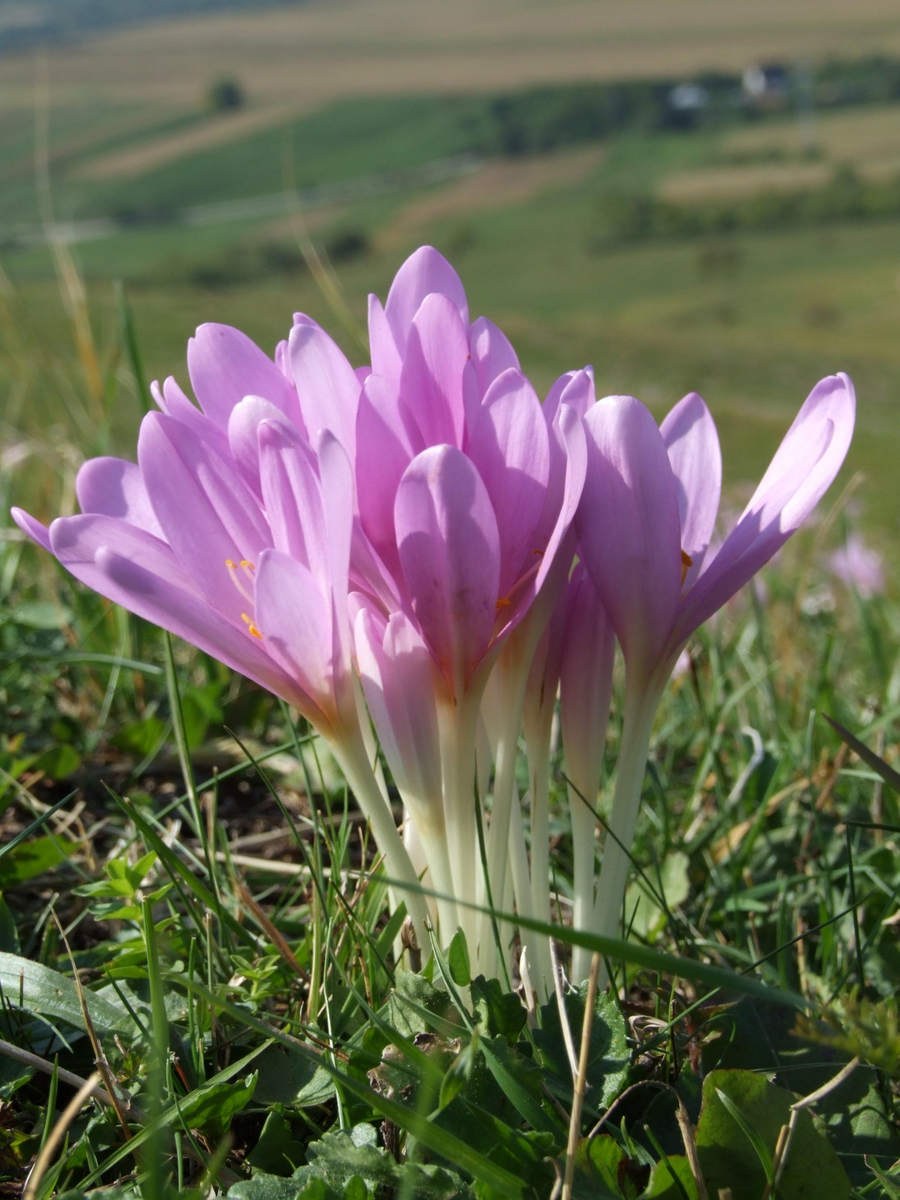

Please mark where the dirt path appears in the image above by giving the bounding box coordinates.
[72,103,301,181]
[380,146,603,246]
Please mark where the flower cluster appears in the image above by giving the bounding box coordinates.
[13,247,856,994]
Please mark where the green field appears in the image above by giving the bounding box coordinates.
[2,2,900,542]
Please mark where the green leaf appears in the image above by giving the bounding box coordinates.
[0,952,130,1035]
[110,716,168,759]
[34,744,82,780]
[642,1156,700,1200]
[572,1134,631,1197]
[624,852,690,939]
[246,1112,307,1176]
[471,975,527,1043]
[254,1044,335,1108]
[534,984,629,1112]
[439,1036,477,1112]
[178,1070,258,1141]
[448,928,471,987]
[713,1088,774,1182]
[0,834,79,887]
[695,1069,850,1200]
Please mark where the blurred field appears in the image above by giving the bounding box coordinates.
[1,0,900,541]
[5,0,900,112]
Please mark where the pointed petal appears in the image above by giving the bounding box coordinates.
[467,368,549,597]
[187,323,301,430]
[677,373,856,642]
[138,412,270,617]
[288,321,360,461]
[316,430,355,665]
[355,606,441,803]
[368,293,402,386]
[468,316,520,396]
[384,245,468,351]
[50,513,198,595]
[228,396,301,500]
[399,293,468,450]
[576,395,682,681]
[11,507,52,552]
[47,524,310,711]
[544,368,595,426]
[254,548,335,718]
[258,419,324,572]
[395,445,500,696]
[75,456,164,539]
[356,373,417,577]
[660,391,721,586]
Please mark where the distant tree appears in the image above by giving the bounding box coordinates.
[207,77,245,113]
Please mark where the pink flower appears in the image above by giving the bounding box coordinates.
[827,532,884,598]
[573,375,856,975]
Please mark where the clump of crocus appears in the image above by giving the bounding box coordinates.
[12,245,856,993]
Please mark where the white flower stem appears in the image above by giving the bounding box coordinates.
[568,778,599,985]
[436,692,483,964]
[590,683,660,990]
[331,729,431,953]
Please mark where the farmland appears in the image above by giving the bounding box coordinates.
[2,0,900,536]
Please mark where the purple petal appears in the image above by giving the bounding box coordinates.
[228,396,302,500]
[368,293,402,387]
[384,246,469,352]
[395,445,500,696]
[11,507,53,552]
[576,396,682,681]
[138,412,270,618]
[676,373,856,642]
[544,367,595,426]
[187,324,301,431]
[399,293,468,450]
[50,513,198,595]
[467,368,549,598]
[660,392,721,587]
[355,606,441,802]
[254,549,336,719]
[288,321,360,461]
[316,430,355,663]
[468,316,520,396]
[355,373,417,577]
[258,420,324,573]
[75,457,163,539]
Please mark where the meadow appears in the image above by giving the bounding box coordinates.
[2,3,900,1195]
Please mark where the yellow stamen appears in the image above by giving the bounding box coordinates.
[681,549,693,586]
[226,558,255,603]
[241,613,263,639]
[495,596,511,611]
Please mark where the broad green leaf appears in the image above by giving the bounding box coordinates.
[0,835,79,887]
[0,951,130,1035]
[572,1134,630,1197]
[471,975,527,1043]
[534,984,629,1112]
[695,1069,850,1200]
[448,928,472,987]
[642,1155,700,1199]
[34,744,82,780]
[246,1111,307,1176]
[178,1070,257,1140]
[625,852,690,939]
